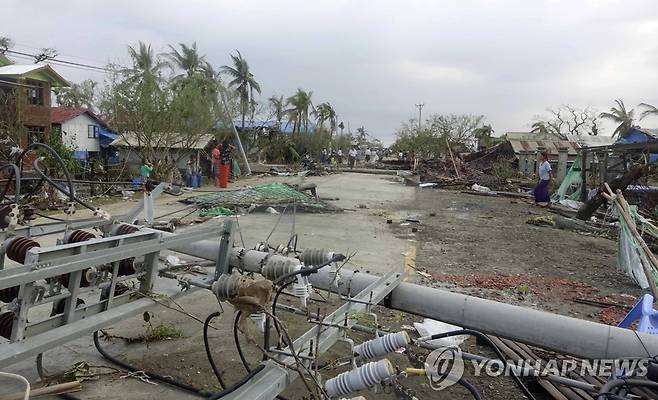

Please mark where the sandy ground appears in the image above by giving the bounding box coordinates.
[1,172,644,400]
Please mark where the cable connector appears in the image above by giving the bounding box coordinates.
[94,208,111,220]
[292,275,312,308]
[249,312,266,333]
[64,201,76,216]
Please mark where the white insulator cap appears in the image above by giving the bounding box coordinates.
[353,331,410,360]
[324,359,395,397]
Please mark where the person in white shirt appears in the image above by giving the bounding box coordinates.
[364,148,372,163]
[337,148,343,164]
[533,151,553,206]
[348,147,357,169]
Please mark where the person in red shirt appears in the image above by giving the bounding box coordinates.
[211,144,221,185]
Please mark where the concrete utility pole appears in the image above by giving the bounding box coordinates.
[415,103,424,133]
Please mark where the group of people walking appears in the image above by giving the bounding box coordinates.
[320,146,376,169]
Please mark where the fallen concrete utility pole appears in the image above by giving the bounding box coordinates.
[165,235,658,360]
[219,88,251,176]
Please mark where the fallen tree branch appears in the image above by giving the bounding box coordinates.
[576,164,648,220]
[602,183,658,298]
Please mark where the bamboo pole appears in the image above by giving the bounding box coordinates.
[602,183,658,299]
[0,381,81,400]
[445,138,461,179]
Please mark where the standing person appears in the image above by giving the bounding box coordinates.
[337,148,343,165]
[364,147,371,163]
[139,159,154,224]
[320,148,328,164]
[533,151,553,206]
[211,143,221,186]
[186,155,196,187]
[348,146,357,169]
[140,159,153,185]
[220,138,236,186]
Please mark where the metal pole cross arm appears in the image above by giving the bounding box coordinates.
[222,270,405,400]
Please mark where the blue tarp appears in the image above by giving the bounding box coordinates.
[99,128,119,148]
[73,150,88,160]
[617,127,658,162]
[618,128,654,144]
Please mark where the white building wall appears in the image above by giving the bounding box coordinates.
[60,114,101,153]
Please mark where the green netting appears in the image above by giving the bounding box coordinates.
[183,182,328,210]
[199,206,234,217]
[553,155,583,202]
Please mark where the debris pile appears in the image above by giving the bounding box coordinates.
[182,182,339,212]
[417,159,511,189]
[462,141,516,172]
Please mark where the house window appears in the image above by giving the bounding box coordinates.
[26,126,46,143]
[88,125,99,138]
[25,80,44,106]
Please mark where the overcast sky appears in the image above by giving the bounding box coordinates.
[4,0,658,144]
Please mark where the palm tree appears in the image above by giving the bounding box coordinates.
[638,102,658,121]
[268,95,286,129]
[473,124,494,149]
[221,50,261,129]
[356,126,367,144]
[530,121,550,136]
[124,41,165,85]
[165,42,207,79]
[286,89,313,134]
[313,102,337,134]
[530,121,564,138]
[599,99,635,138]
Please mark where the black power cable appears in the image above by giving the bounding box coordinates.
[0,163,20,203]
[206,364,266,400]
[273,253,346,286]
[456,378,483,400]
[232,313,291,400]
[19,143,75,201]
[417,329,537,400]
[32,159,97,212]
[97,320,287,400]
[92,331,210,397]
[203,311,227,389]
[233,311,251,373]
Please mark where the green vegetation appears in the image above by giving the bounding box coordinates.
[53,79,97,110]
[392,113,486,159]
[221,50,261,130]
[43,127,81,173]
[286,89,314,134]
[100,41,222,179]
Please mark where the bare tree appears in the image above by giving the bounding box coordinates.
[0,37,14,55]
[33,48,58,63]
[533,105,598,139]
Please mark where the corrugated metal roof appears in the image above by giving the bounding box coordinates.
[0,63,68,86]
[564,134,616,147]
[110,133,214,149]
[508,139,580,155]
[0,64,45,75]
